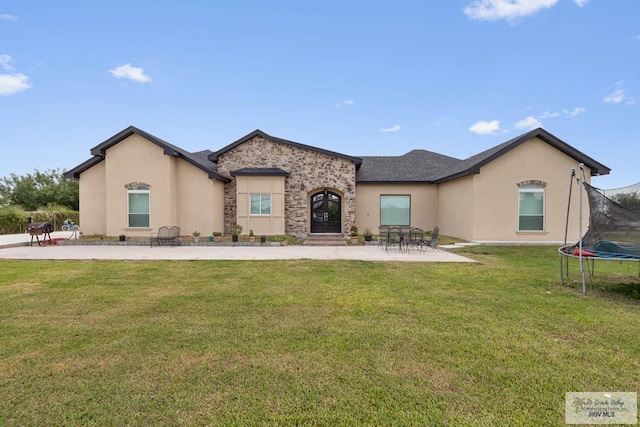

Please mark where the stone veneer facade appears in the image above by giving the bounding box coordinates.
[215,136,357,238]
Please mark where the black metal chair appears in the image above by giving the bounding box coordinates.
[384,227,403,253]
[419,226,440,253]
[378,226,390,250]
[406,227,424,253]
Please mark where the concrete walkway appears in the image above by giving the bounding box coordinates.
[0,232,476,263]
[0,231,79,248]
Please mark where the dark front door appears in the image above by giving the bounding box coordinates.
[311,190,341,233]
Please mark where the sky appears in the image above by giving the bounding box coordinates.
[1,0,638,189]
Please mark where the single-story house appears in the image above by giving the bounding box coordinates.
[66,126,610,242]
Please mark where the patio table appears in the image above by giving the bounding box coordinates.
[379,226,424,253]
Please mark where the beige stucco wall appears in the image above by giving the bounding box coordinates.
[103,134,175,236]
[79,134,224,238]
[437,176,475,241]
[175,159,225,237]
[355,184,439,234]
[440,137,590,242]
[236,176,285,235]
[78,161,106,235]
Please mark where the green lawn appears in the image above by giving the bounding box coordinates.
[1,246,638,426]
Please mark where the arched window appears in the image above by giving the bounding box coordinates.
[518,183,545,231]
[127,185,150,228]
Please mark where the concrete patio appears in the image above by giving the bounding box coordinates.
[0,232,476,262]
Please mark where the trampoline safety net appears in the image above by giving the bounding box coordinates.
[584,182,640,257]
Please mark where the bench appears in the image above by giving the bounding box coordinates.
[150,226,181,247]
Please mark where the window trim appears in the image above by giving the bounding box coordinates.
[127,187,150,228]
[380,194,411,226]
[518,184,545,232]
[250,193,271,216]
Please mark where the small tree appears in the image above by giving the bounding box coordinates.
[0,168,78,211]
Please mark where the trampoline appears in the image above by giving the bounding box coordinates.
[559,165,640,293]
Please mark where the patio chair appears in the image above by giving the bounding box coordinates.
[378,226,390,250]
[419,226,439,252]
[405,227,424,253]
[384,227,403,252]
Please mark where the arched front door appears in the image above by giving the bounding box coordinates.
[310,190,341,233]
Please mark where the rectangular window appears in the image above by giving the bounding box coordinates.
[380,195,410,226]
[128,189,150,227]
[250,193,271,215]
[519,185,544,231]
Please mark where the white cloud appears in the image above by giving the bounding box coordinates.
[603,81,627,104]
[0,14,17,21]
[335,99,354,108]
[469,120,501,135]
[538,107,585,120]
[380,125,401,132]
[464,0,558,22]
[0,73,31,95]
[470,106,585,134]
[573,0,589,7]
[538,110,560,119]
[611,81,638,105]
[564,107,586,118]
[0,55,31,95]
[109,63,151,83]
[515,116,542,130]
[0,54,13,70]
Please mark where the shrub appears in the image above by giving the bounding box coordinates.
[0,206,27,234]
[0,204,79,234]
[30,204,79,231]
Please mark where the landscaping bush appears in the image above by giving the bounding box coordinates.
[0,205,27,234]
[0,204,79,234]
[29,204,79,231]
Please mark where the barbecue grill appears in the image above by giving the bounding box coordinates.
[27,221,54,246]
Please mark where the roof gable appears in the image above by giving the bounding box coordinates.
[434,127,610,183]
[207,129,363,166]
[66,126,230,182]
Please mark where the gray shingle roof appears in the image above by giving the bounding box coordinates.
[231,167,290,176]
[356,150,461,183]
[357,128,610,184]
